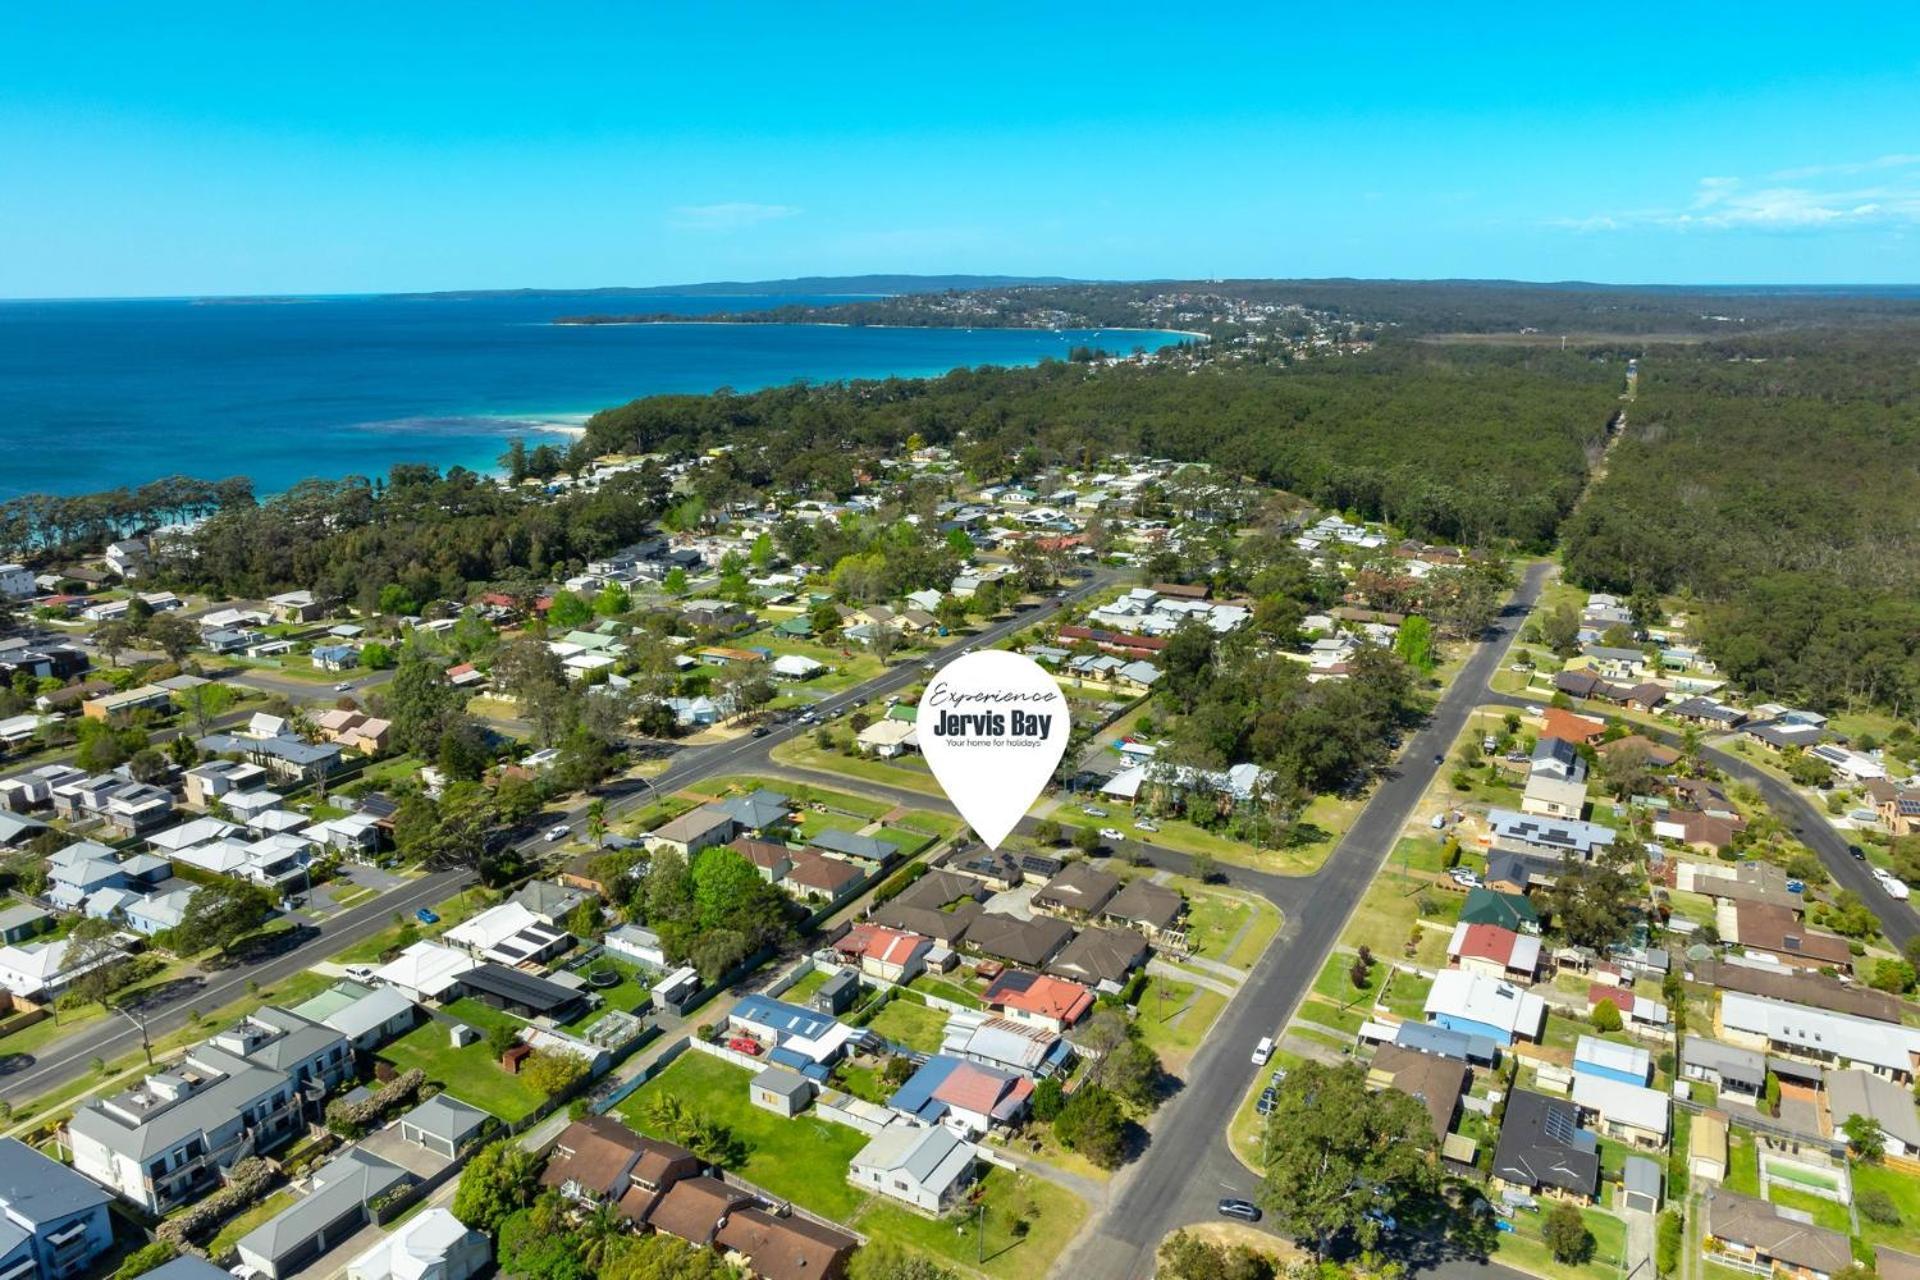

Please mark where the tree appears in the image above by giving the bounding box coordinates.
[359,641,396,670]
[1073,825,1102,854]
[384,646,465,755]
[1190,851,1218,884]
[174,879,275,957]
[1542,1202,1595,1265]
[545,590,592,629]
[452,1140,544,1232]
[1051,1084,1129,1170]
[1156,1231,1274,1280]
[1394,614,1435,674]
[1541,603,1580,657]
[521,1049,590,1098]
[179,680,235,735]
[1843,1112,1887,1162]
[593,582,631,616]
[1590,998,1623,1033]
[1870,958,1917,994]
[1542,855,1639,949]
[63,916,125,1009]
[662,567,689,596]
[144,613,199,665]
[1764,1070,1782,1117]
[94,620,134,668]
[1258,1060,1437,1258]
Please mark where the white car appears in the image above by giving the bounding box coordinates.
[1099,827,1127,842]
[334,681,353,692]
[1133,818,1160,832]
[1450,869,1483,888]
[343,964,378,982]
[544,824,570,842]
[1251,1036,1274,1066]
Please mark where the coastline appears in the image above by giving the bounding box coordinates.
[550,317,1208,341]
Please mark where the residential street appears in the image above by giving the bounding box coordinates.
[1058,561,1551,1280]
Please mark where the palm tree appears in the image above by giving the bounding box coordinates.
[576,1202,626,1271]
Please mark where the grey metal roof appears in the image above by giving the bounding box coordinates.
[1623,1156,1663,1198]
[321,987,416,1040]
[68,1045,289,1161]
[400,1093,491,1143]
[238,1148,410,1264]
[0,1136,110,1225]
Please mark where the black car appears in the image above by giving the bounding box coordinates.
[1850,844,1868,860]
[1217,1199,1262,1223]
[751,726,769,738]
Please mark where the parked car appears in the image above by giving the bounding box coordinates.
[1450,869,1483,888]
[1081,805,1108,817]
[415,908,439,925]
[1850,844,1868,860]
[334,681,354,692]
[751,726,769,737]
[1217,1199,1262,1223]
[544,824,570,842]
[1251,1036,1274,1066]
[344,964,377,981]
[1133,818,1160,832]
[726,1037,762,1056]
[1099,827,1127,842]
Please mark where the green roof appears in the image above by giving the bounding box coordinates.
[1459,887,1538,931]
[886,704,918,722]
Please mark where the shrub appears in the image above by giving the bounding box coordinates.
[154,1157,278,1246]
[1859,1189,1901,1226]
[326,1067,426,1138]
[1655,1209,1683,1277]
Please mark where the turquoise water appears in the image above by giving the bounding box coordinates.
[0,292,1182,500]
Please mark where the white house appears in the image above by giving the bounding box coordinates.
[847,1124,977,1213]
[345,1208,491,1280]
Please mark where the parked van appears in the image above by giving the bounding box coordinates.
[1251,1036,1274,1066]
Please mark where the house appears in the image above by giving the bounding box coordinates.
[806,828,893,865]
[1704,1187,1853,1280]
[1826,1069,1920,1158]
[0,1137,114,1280]
[647,1177,752,1248]
[843,924,932,984]
[1571,1074,1669,1147]
[235,1148,414,1280]
[542,1116,697,1203]
[770,654,825,681]
[855,719,918,758]
[983,971,1093,1031]
[345,1207,491,1280]
[266,590,325,622]
[1046,926,1148,989]
[1681,1038,1767,1104]
[370,942,476,1004]
[68,1018,351,1213]
[717,788,791,833]
[80,683,173,721]
[646,806,738,858]
[1521,738,1589,820]
[0,903,51,945]
[310,984,419,1052]
[605,923,668,968]
[195,733,342,783]
[1446,923,1541,982]
[1718,991,1920,1082]
[1458,887,1540,933]
[749,1067,815,1117]
[1101,878,1184,940]
[105,539,148,580]
[1694,957,1904,1022]
[1366,1044,1468,1140]
[887,1055,1033,1134]
[396,1094,492,1160]
[783,852,864,902]
[1539,708,1606,746]
[508,879,593,927]
[1573,1035,1652,1086]
[727,996,855,1078]
[1032,862,1120,919]
[848,1124,978,1213]
[443,902,571,967]
[1423,969,1545,1047]
[457,964,587,1022]
[0,935,127,1004]
[1727,902,1853,974]
[810,968,861,1016]
[713,1208,856,1280]
[1486,808,1616,863]
[941,1011,1071,1078]
[0,564,33,600]
[1490,1090,1600,1202]
[963,914,1074,969]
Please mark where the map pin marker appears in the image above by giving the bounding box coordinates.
[917,649,1071,850]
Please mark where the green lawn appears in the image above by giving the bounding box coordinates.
[1132,978,1227,1065]
[1292,999,1364,1037]
[208,1188,299,1258]
[1725,1130,1760,1196]
[1766,1184,1852,1235]
[618,1052,872,1219]
[782,967,834,1005]
[906,973,983,1009]
[851,1165,1087,1280]
[1381,971,1433,1020]
[769,738,949,797]
[1853,1160,1920,1255]
[443,997,524,1037]
[1492,1203,1628,1280]
[866,998,950,1054]
[1311,953,1380,1004]
[377,1021,545,1122]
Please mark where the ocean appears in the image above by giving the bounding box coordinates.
[0,292,1183,501]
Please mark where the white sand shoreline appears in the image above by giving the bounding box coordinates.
[551,317,1207,341]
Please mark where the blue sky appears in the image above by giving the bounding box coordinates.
[2,3,1917,296]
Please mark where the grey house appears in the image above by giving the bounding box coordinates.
[236,1148,413,1279]
[0,1137,114,1280]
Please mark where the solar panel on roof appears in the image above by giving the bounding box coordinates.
[1542,1106,1576,1145]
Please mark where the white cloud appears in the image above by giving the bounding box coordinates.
[668,202,802,231]
[1550,161,1920,235]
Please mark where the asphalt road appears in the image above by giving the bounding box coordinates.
[1062,562,1552,1280]
[0,867,469,1101]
